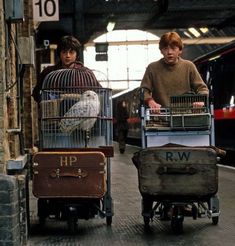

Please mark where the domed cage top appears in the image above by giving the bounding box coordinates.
[38,68,113,149]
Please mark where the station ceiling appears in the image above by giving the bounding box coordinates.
[36,0,235,60]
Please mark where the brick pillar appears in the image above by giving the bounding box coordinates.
[0,173,28,245]
[0,174,20,246]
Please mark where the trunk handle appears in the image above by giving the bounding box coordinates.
[50,168,88,178]
[157,166,197,175]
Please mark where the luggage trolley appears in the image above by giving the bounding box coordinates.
[32,68,114,232]
[133,92,224,233]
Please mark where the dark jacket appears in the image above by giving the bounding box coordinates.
[116,102,129,131]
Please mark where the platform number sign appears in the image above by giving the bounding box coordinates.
[33,0,59,22]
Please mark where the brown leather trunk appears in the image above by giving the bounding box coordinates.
[32,151,106,198]
[134,146,218,199]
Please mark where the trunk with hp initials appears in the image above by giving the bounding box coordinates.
[133,146,218,200]
[32,151,106,198]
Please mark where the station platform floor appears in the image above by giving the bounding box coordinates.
[28,142,235,246]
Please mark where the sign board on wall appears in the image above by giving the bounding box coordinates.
[33,0,59,22]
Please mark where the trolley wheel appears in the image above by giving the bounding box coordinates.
[67,206,78,233]
[143,216,150,227]
[38,216,46,226]
[106,216,112,226]
[38,198,48,226]
[192,204,198,220]
[67,216,77,234]
[160,203,171,221]
[171,217,183,234]
[212,216,219,225]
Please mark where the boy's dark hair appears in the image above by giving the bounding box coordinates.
[159,32,183,50]
[56,36,81,57]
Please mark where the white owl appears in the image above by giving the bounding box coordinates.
[59,90,100,134]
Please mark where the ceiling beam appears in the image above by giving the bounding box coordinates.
[85,37,235,47]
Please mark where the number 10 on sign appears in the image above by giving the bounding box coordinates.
[33,0,59,22]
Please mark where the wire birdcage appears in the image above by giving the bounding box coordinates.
[170,94,209,114]
[39,68,113,149]
[145,94,211,130]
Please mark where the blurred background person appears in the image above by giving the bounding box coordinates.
[116,100,129,154]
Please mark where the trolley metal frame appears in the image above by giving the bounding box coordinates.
[141,94,215,148]
[138,93,220,233]
[32,69,114,232]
